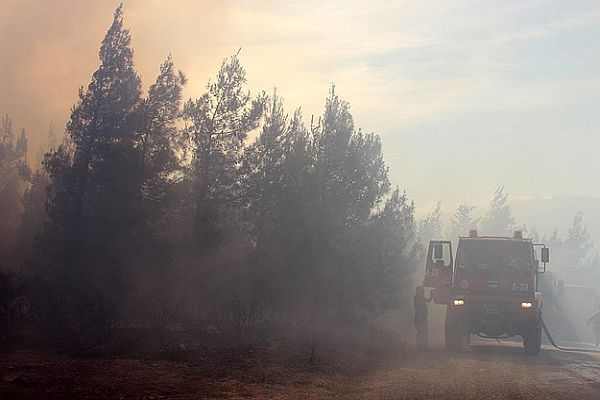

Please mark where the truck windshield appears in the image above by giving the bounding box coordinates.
[456,240,533,275]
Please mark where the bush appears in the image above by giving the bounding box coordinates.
[31,280,118,353]
[0,269,29,340]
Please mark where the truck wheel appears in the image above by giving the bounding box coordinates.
[445,312,465,352]
[524,324,542,355]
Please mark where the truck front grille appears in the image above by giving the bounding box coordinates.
[484,304,499,315]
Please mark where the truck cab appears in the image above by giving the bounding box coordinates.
[424,229,549,355]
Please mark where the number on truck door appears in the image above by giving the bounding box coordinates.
[424,240,453,289]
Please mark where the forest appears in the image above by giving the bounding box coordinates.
[1,5,599,357]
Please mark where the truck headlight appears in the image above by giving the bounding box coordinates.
[521,302,533,309]
[453,299,465,306]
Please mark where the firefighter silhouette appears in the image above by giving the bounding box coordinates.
[414,286,432,350]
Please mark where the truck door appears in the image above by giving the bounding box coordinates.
[424,240,453,289]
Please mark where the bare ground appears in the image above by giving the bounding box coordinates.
[2,339,600,399]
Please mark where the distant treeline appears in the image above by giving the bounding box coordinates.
[420,188,600,289]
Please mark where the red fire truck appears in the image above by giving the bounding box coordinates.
[424,230,550,355]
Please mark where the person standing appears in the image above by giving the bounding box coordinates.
[414,286,432,350]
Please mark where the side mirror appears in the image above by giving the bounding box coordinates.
[433,243,443,259]
[541,248,550,263]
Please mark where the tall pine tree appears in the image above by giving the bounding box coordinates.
[41,4,142,310]
[183,55,264,248]
[137,55,186,213]
[0,115,29,262]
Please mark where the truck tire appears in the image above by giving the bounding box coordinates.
[445,311,465,352]
[524,323,542,355]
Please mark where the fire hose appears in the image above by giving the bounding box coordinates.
[540,317,600,354]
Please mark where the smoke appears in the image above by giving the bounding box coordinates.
[0,1,110,152]
[0,0,234,158]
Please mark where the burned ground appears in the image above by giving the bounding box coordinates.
[2,340,600,399]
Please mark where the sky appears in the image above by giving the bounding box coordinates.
[1,0,600,216]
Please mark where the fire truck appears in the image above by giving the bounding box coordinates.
[424,230,550,355]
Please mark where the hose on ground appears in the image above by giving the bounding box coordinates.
[541,317,600,353]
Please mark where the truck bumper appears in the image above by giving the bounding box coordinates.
[448,299,539,337]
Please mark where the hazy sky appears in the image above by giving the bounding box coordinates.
[1,0,600,214]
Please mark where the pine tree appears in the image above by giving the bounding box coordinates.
[447,204,478,242]
[480,187,515,236]
[0,115,30,261]
[42,5,141,241]
[418,201,442,245]
[14,169,50,264]
[68,4,141,232]
[39,4,142,318]
[137,55,186,210]
[353,188,420,315]
[183,54,264,247]
[304,86,391,319]
[242,87,417,321]
[544,213,594,279]
[312,85,389,236]
[243,93,313,308]
[15,121,61,264]
[36,122,58,165]
[564,212,593,271]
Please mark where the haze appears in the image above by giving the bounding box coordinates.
[4,2,600,398]
[2,0,599,214]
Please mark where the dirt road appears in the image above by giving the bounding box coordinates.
[2,340,600,399]
[346,340,600,399]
